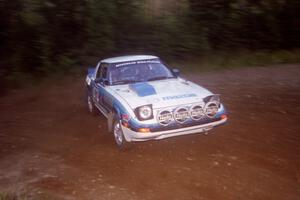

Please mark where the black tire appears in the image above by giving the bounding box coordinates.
[87,94,98,115]
[112,119,131,149]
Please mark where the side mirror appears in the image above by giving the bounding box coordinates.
[172,68,180,77]
[103,79,109,86]
[94,78,102,83]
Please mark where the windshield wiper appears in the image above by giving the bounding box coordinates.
[112,79,138,85]
[147,76,174,81]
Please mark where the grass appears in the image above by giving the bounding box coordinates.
[0,193,18,200]
[0,64,83,96]
[1,49,300,95]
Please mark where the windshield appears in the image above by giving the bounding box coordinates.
[109,61,174,85]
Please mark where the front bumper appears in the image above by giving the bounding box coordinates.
[121,117,227,142]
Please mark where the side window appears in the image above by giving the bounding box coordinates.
[96,62,101,78]
[98,63,108,78]
[101,66,108,79]
[96,63,108,79]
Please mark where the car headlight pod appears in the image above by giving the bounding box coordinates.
[203,94,220,104]
[135,104,153,121]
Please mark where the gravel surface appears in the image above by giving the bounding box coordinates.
[0,64,299,200]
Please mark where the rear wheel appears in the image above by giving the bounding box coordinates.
[113,120,130,149]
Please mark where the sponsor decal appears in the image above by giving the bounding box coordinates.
[115,60,160,67]
[162,93,197,101]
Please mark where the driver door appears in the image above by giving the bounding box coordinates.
[92,63,108,108]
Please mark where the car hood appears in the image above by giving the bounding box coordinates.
[110,78,213,109]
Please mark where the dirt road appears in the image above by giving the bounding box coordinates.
[0,64,300,200]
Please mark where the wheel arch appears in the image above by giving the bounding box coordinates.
[108,105,121,133]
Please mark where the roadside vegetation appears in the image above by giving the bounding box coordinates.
[0,0,299,94]
[172,49,300,73]
[0,193,18,200]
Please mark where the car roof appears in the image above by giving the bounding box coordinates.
[101,55,158,63]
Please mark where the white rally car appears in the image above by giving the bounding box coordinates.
[85,55,227,148]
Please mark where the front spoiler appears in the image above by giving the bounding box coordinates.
[121,117,227,142]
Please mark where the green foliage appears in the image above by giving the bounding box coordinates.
[0,0,299,89]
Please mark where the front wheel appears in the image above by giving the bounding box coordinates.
[113,120,130,149]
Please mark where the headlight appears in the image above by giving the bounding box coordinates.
[135,105,153,121]
[139,106,152,119]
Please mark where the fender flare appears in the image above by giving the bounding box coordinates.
[107,106,131,142]
[107,107,121,133]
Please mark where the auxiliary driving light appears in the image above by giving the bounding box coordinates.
[138,128,150,133]
[221,114,227,120]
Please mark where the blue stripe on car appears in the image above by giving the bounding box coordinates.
[129,82,157,97]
